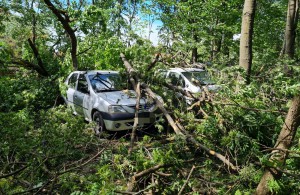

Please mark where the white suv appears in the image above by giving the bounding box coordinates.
[63,70,160,132]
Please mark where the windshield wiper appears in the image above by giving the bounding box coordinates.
[92,72,113,90]
[97,89,118,92]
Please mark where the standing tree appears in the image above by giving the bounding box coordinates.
[44,0,79,70]
[239,0,256,84]
[280,0,299,58]
[154,0,243,65]
[256,95,300,194]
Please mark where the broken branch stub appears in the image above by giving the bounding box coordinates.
[141,83,183,135]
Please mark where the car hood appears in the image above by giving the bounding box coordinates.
[97,90,146,106]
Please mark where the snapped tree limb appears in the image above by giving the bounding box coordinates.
[129,82,141,154]
[147,53,161,71]
[0,165,28,179]
[120,53,237,172]
[126,164,171,192]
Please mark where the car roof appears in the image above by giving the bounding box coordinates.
[71,70,119,76]
[169,68,205,72]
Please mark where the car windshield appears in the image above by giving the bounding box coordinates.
[89,73,126,92]
[182,71,215,85]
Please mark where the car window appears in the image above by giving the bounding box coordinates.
[89,73,127,92]
[182,71,214,85]
[68,73,78,89]
[169,72,185,87]
[77,74,89,94]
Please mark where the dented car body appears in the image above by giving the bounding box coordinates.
[63,70,159,131]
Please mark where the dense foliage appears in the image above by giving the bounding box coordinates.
[0,0,299,194]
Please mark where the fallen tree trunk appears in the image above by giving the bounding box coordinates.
[120,53,237,172]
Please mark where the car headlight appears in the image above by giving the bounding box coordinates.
[108,105,127,113]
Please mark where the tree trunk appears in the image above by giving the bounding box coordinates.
[191,47,198,64]
[44,0,78,70]
[30,0,36,45]
[280,0,299,58]
[239,0,256,84]
[27,38,49,76]
[256,95,300,195]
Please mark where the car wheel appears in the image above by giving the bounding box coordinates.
[92,111,105,135]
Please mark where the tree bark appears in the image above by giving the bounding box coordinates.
[129,82,141,154]
[27,38,49,76]
[280,0,299,58]
[256,95,300,194]
[191,47,198,64]
[11,59,48,76]
[43,0,78,70]
[239,0,256,84]
[30,0,36,45]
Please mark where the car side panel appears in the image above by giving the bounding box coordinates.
[83,93,94,121]
[73,91,86,115]
[66,88,76,113]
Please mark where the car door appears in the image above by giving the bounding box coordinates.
[66,73,78,112]
[74,74,90,116]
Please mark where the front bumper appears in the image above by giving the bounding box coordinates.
[101,112,156,131]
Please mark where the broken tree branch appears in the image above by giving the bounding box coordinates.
[0,165,28,179]
[127,164,171,192]
[147,53,161,71]
[141,83,184,135]
[178,165,195,195]
[58,148,105,175]
[129,82,141,154]
[120,53,237,171]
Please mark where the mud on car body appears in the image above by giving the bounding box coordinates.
[63,70,161,132]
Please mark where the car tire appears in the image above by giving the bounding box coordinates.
[92,111,106,136]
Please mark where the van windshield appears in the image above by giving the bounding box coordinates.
[89,73,126,92]
[182,71,215,85]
